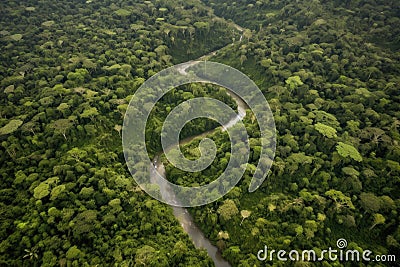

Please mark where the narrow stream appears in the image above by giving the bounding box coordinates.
[151,61,248,266]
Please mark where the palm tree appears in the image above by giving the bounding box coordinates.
[23,248,38,260]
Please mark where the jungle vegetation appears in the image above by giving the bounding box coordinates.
[0,0,399,266]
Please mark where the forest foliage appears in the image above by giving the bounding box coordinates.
[0,0,238,266]
[0,0,399,266]
[166,0,399,265]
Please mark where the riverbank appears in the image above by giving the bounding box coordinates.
[151,60,249,267]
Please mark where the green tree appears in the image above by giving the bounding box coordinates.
[314,123,337,138]
[66,246,81,260]
[218,199,239,222]
[80,107,99,121]
[240,210,251,225]
[33,182,50,199]
[0,119,23,136]
[325,189,355,210]
[50,119,73,140]
[285,75,303,91]
[50,185,66,201]
[172,241,187,262]
[359,192,381,213]
[336,142,362,162]
[135,245,156,266]
[370,213,385,230]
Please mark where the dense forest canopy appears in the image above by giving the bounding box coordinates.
[0,0,399,266]
[0,0,237,265]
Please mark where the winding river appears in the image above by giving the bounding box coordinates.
[150,60,248,266]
